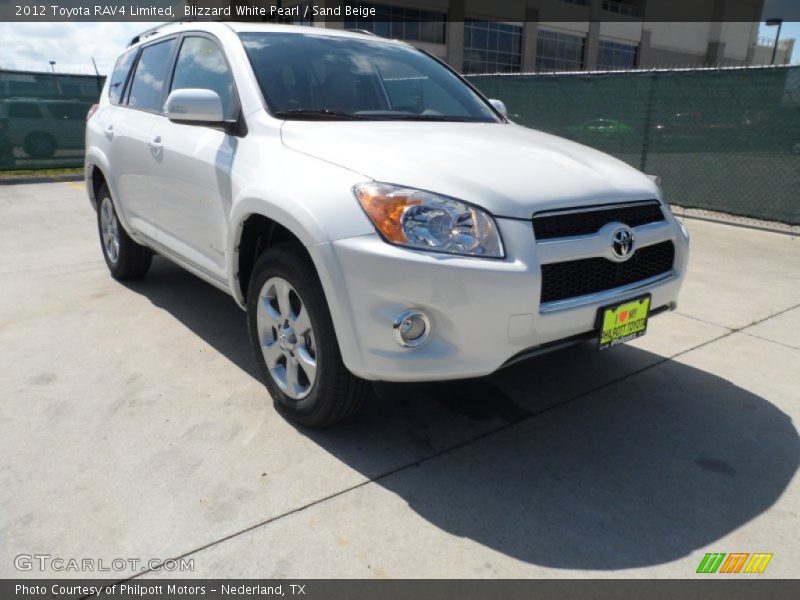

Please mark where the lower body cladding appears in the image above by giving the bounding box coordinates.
[312,216,689,382]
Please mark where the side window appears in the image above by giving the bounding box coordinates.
[127,39,177,112]
[170,37,237,120]
[45,102,90,120]
[9,103,42,119]
[108,49,137,105]
[65,103,92,120]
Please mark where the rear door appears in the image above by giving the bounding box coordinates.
[88,46,136,161]
[108,38,177,241]
[148,34,239,280]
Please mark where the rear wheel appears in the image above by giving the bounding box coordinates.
[247,243,369,428]
[97,185,152,279]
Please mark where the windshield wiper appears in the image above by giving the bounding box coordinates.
[274,109,490,122]
[363,114,487,122]
[273,109,367,120]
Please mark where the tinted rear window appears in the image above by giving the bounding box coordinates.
[127,39,177,112]
[46,102,90,120]
[109,49,137,105]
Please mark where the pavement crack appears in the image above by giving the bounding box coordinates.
[674,310,732,330]
[740,331,800,352]
[676,302,800,334]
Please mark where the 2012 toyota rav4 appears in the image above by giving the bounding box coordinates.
[85,22,689,427]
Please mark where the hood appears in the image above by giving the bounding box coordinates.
[280,121,659,219]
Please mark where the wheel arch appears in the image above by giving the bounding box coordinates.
[228,193,330,305]
[87,164,108,211]
[229,200,367,380]
[235,213,315,303]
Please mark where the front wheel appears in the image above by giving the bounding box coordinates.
[247,243,369,428]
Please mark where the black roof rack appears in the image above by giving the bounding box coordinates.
[128,18,207,46]
[128,21,380,47]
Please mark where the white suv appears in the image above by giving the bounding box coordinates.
[85,22,689,427]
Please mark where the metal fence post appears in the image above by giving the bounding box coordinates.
[639,70,656,173]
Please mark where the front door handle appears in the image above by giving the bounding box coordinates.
[104,125,114,140]
[148,136,163,155]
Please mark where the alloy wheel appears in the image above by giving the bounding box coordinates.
[100,196,120,264]
[256,276,318,400]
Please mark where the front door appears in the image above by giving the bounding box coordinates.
[148,35,238,281]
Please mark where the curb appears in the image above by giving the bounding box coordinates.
[0,174,84,186]
[671,204,800,237]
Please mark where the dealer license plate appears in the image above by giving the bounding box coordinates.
[598,295,651,351]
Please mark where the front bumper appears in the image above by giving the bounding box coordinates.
[311,214,689,382]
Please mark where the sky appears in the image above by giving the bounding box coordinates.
[0,22,161,74]
[0,19,797,76]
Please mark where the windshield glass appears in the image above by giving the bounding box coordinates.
[239,32,500,122]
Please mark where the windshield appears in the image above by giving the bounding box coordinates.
[239,32,500,122]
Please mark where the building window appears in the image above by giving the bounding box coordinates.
[536,30,586,71]
[559,0,589,6]
[602,0,642,18]
[463,19,523,74]
[344,3,446,44]
[598,40,638,69]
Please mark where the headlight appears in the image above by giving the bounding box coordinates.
[353,183,504,258]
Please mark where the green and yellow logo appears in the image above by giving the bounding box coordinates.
[696,552,773,574]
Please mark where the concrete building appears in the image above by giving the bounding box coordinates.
[749,36,795,66]
[234,0,795,72]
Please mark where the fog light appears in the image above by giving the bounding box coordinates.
[392,310,431,348]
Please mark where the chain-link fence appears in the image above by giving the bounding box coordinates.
[467,66,800,226]
[0,70,105,170]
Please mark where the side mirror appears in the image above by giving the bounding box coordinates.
[488,98,508,118]
[165,88,225,126]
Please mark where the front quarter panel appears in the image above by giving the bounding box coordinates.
[227,132,376,305]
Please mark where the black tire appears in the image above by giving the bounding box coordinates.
[247,243,369,428]
[96,184,152,279]
[24,132,56,159]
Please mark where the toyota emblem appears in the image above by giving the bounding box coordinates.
[611,227,635,260]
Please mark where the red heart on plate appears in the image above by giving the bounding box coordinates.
[618,310,629,323]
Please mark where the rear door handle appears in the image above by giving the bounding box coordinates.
[103,125,114,140]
